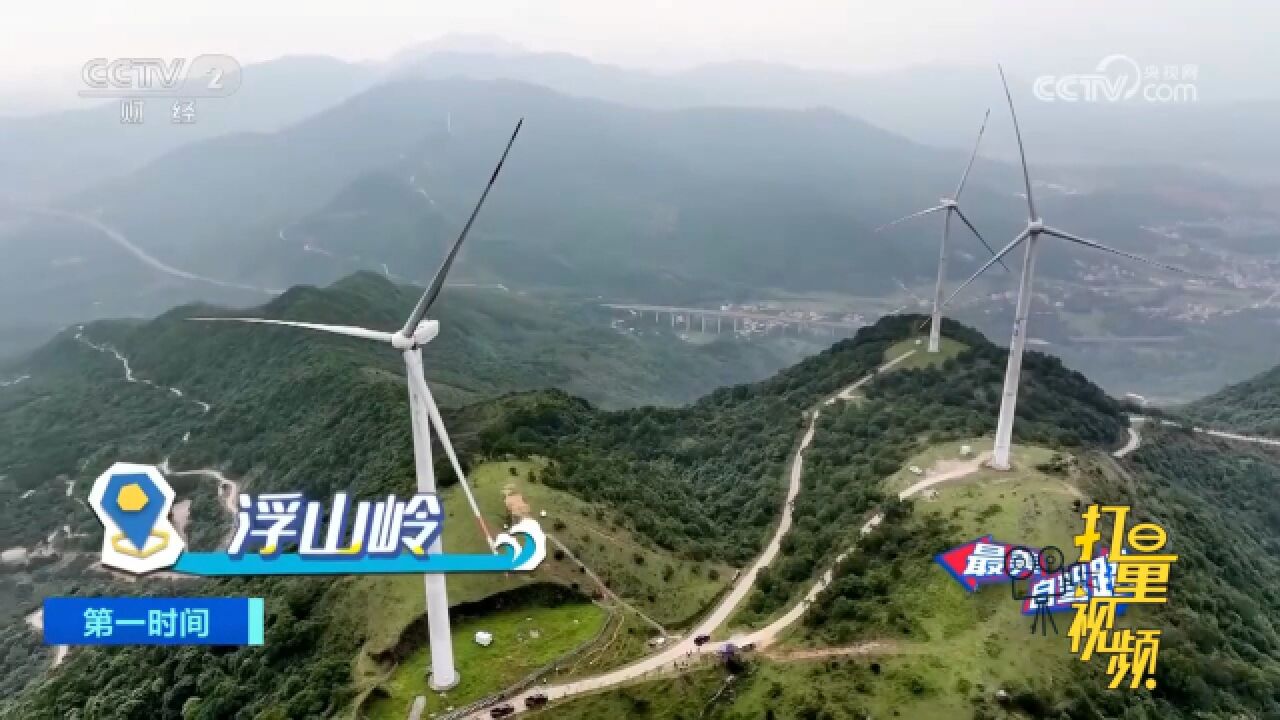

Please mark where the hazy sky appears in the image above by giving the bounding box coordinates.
[5,1,1277,106]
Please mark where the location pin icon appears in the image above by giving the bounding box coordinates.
[104,473,166,552]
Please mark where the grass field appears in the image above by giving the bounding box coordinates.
[545,444,1107,719]
[361,602,607,720]
[351,460,730,658]
[883,336,968,370]
[346,459,732,713]
[553,608,655,681]
[774,443,1090,717]
[829,459,1084,718]
[469,460,733,628]
[879,438,1057,497]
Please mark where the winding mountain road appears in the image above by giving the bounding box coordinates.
[1114,415,1280,459]
[75,331,236,539]
[21,207,277,295]
[1193,426,1280,447]
[1113,419,1143,458]
[735,450,990,653]
[469,349,969,718]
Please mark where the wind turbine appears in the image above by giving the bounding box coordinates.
[875,109,1007,353]
[193,118,523,690]
[942,67,1197,471]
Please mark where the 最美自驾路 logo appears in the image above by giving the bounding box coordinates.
[88,462,545,577]
[935,504,1176,692]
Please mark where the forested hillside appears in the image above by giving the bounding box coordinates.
[462,318,1123,574]
[1184,363,1280,436]
[549,425,1280,720]
[537,395,1280,720]
[0,273,810,547]
[2,310,1131,718]
[739,326,1122,619]
[1047,427,1280,718]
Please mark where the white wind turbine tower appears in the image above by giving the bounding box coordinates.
[943,67,1197,471]
[194,119,523,690]
[875,109,1007,353]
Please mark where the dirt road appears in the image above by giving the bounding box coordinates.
[469,351,925,718]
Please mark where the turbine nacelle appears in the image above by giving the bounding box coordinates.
[393,320,440,350]
[1028,219,1045,233]
[940,197,958,208]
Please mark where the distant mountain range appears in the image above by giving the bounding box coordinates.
[0,74,990,358]
[3,73,1235,347]
[7,40,1276,205]
[0,55,382,201]
[0,42,1272,399]
[386,44,1280,183]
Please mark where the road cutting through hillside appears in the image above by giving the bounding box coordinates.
[74,333,238,545]
[1115,414,1280,458]
[469,348,981,718]
[23,206,277,295]
[735,450,990,653]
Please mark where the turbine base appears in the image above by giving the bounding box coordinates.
[428,671,460,692]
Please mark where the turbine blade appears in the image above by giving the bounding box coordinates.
[1042,227,1204,277]
[998,65,1038,221]
[874,205,946,233]
[189,317,395,343]
[940,229,1030,309]
[954,207,1010,271]
[401,118,523,337]
[419,382,497,552]
[953,108,990,201]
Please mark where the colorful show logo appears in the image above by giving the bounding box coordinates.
[89,462,546,577]
[935,504,1177,692]
[935,536,1122,614]
[934,535,1015,591]
[89,462,186,574]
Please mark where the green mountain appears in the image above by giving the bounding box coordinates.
[4,72,1250,411]
[546,421,1280,720]
[0,75,957,359]
[511,371,1280,719]
[0,271,816,548]
[1,305,1126,717]
[58,76,957,296]
[4,283,1277,719]
[1183,363,1280,436]
[8,73,1210,358]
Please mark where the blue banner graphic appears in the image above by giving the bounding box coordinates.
[173,540,538,576]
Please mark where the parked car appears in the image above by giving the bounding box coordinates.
[525,694,549,709]
[694,634,711,646]
[490,704,515,718]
